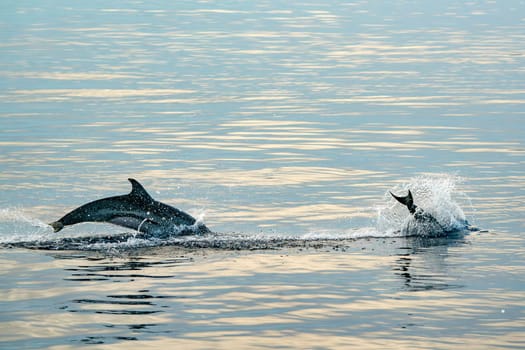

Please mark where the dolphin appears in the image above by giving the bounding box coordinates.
[390,189,448,237]
[49,179,210,236]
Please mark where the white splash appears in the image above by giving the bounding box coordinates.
[0,208,51,243]
[375,174,471,236]
[194,210,207,227]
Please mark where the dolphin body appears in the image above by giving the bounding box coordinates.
[49,179,210,237]
[390,190,468,237]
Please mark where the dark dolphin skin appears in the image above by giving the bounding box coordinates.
[390,189,470,237]
[49,179,210,236]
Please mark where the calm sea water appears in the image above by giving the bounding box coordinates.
[1,1,524,349]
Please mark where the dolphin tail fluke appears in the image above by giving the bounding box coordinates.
[390,189,417,214]
[49,221,64,233]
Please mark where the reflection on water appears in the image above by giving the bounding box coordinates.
[393,236,466,292]
[1,233,523,349]
[1,0,525,348]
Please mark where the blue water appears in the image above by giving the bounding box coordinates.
[1,1,524,348]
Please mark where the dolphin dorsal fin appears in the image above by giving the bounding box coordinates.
[128,178,154,201]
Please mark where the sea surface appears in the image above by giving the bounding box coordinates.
[1,1,524,349]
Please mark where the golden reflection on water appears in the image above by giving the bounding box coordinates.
[1,249,517,350]
[1,226,524,349]
[11,88,196,101]
[143,166,378,187]
[0,71,142,80]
